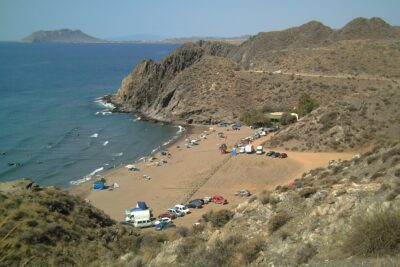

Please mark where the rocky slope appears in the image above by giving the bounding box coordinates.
[22,29,106,43]
[267,86,400,152]
[148,142,400,267]
[111,17,400,124]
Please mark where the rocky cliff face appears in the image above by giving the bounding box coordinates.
[113,41,239,123]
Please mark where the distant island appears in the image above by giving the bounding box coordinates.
[22,29,107,43]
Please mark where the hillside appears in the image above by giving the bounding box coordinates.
[267,87,400,151]
[109,17,400,125]
[0,179,189,267]
[149,142,400,266]
[22,29,106,43]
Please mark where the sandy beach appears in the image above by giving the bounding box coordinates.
[71,125,355,227]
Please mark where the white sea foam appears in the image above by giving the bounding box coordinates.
[151,146,160,154]
[111,152,123,157]
[176,125,185,134]
[70,166,104,185]
[94,98,115,110]
[90,133,99,138]
[103,141,109,146]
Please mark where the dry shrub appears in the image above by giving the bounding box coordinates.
[202,209,234,228]
[342,206,400,256]
[294,243,317,264]
[268,211,291,233]
[299,187,317,198]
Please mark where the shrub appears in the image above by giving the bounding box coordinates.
[240,111,271,127]
[299,187,317,198]
[267,212,291,233]
[294,243,317,264]
[342,206,400,255]
[297,93,319,117]
[202,209,234,228]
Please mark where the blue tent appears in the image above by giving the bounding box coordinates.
[92,183,105,190]
[136,201,148,210]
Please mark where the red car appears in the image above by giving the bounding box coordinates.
[279,153,288,159]
[158,213,175,219]
[212,195,228,204]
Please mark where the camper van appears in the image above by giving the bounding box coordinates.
[245,145,254,154]
[125,209,151,223]
[133,219,152,228]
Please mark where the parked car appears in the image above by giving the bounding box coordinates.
[203,196,213,203]
[253,133,261,139]
[155,221,175,231]
[245,145,254,154]
[239,146,246,153]
[213,195,228,204]
[279,153,288,159]
[234,189,251,197]
[259,131,266,136]
[175,204,191,215]
[256,146,264,155]
[158,213,175,220]
[154,217,172,226]
[188,199,203,209]
[271,152,281,158]
[167,208,184,217]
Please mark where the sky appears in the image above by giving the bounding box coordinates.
[0,0,399,41]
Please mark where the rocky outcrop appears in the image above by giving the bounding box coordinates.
[113,41,239,123]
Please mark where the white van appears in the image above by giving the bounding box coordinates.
[245,145,254,154]
[256,146,264,155]
[133,219,152,228]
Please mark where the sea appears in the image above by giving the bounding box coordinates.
[0,42,181,187]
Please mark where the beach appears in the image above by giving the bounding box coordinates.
[71,125,355,227]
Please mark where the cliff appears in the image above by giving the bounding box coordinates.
[22,29,106,43]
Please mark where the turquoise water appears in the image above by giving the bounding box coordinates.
[0,42,180,187]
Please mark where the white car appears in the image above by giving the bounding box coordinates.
[203,196,212,204]
[167,208,184,217]
[154,217,172,225]
[256,146,264,155]
[239,146,246,153]
[259,131,266,136]
[175,204,190,215]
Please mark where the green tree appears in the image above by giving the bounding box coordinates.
[297,93,319,117]
[240,111,271,127]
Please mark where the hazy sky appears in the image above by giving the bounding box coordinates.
[1,0,399,41]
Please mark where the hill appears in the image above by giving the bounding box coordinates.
[108,17,400,126]
[22,29,106,43]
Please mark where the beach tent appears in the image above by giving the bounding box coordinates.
[92,178,106,190]
[92,183,105,190]
[136,201,148,210]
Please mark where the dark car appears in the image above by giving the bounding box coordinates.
[155,221,176,231]
[271,152,280,158]
[266,151,275,157]
[188,199,203,209]
[279,153,288,159]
